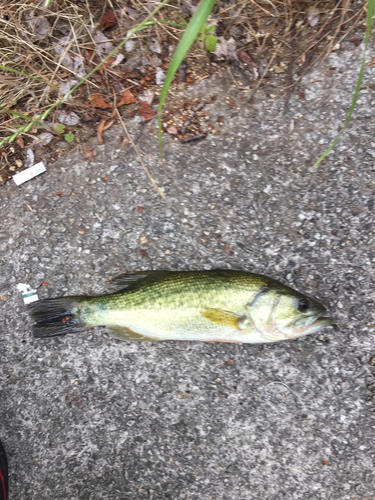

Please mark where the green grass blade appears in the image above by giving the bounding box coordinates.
[0,106,33,121]
[158,0,217,156]
[313,0,375,168]
[0,106,47,129]
[0,65,52,85]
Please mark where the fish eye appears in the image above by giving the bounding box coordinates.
[298,299,309,313]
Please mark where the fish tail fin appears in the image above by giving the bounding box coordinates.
[29,296,86,338]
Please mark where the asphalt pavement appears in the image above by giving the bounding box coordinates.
[0,42,375,499]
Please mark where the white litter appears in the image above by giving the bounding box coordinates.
[58,110,80,126]
[155,67,165,85]
[13,161,46,186]
[307,6,320,28]
[33,132,53,146]
[149,37,161,54]
[111,53,125,67]
[24,148,34,168]
[16,283,38,305]
[125,39,135,52]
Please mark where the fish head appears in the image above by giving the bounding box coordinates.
[247,284,333,342]
[269,289,333,340]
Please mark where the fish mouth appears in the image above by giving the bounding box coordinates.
[304,315,333,334]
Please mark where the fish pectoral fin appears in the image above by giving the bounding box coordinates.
[107,325,157,342]
[201,308,245,330]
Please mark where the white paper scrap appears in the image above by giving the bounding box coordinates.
[16,283,39,305]
[13,162,46,186]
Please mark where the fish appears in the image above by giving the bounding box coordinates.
[29,270,333,344]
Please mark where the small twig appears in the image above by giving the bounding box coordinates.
[114,105,165,200]
[22,58,59,92]
[116,262,125,273]
[226,65,240,88]
[284,25,296,114]
[249,0,274,17]
[299,8,364,81]
[247,42,282,103]
[180,133,206,144]
[325,0,350,56]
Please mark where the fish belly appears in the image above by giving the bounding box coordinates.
[94,308,268,343]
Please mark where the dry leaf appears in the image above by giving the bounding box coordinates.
[214,37,237,59]
[118,89,137,107]
[55,19,71,36]
[83,146,98,163]
[58,110,80,126]
[99,10,116,30]
[103,120,114,131]
[140,234,148,245]
[238,50,255,67]
[166,126,178,135]
[24,10,50,40]
[89,93,112,109]
[16,137,24,148]
[33,132,53,146]
[138,102,155,123]
[98,57,116,74]
[78,227,85,234]
[93,31,114,55]
[53,36,85,77]
[97,119,106,145]
[97,119,115,142]
[58,79,79,96]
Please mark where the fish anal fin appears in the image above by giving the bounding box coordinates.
[107,325,157,342]
[109,271,171,292]
[201,307,245,331]
[205,339,242,343]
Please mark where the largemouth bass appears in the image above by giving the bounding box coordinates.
[29,270,332,343]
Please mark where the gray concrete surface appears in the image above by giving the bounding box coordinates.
[1,42,375,499]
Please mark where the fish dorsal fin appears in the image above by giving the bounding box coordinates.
[108,270,171,292]
[201,307,248,331]
[107,325,157,342]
